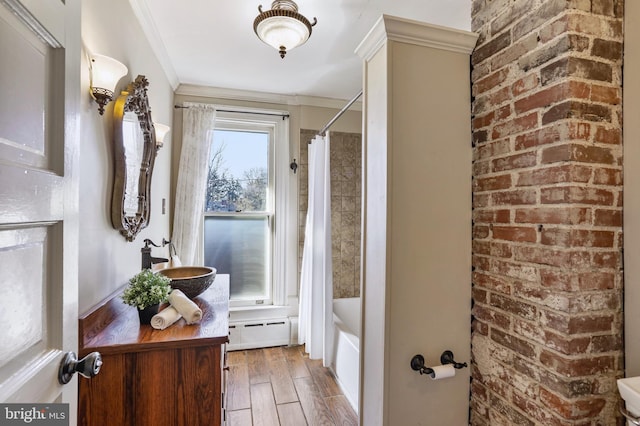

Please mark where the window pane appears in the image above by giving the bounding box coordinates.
[204,216,270,301]
[205,130,269,212]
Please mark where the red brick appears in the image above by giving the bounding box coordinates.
[567,12,623,39]
[473,240,513,258]
[594,126,621,145]
[474,209,511,224]
[591,85,621,104]
[473,272,512,295]
[539,388,606,419]
[475,68,511,95]
[511,73,539,97]
[515,122,591,150]
[540,270,615,291]
[473,111,495,129]
[541,228,615,248]
[513,246,590,268]
[492,189,537,206]
[490,293,537,320]
[516,164,592,186]
[475,139,511,161]
[492,152,537,172]
[542,101,612,125]
[514,207,591,225]
[474,193,490,208]
[591,39,623,62]
[492,112,539,139]
[491,328,536,358]
[591,334,623,353]
[540,350,615,376]
[593,168,622,185]
[541,57,613,86]
[474,174,512,192]
[492,225,537,242]
[594,209,622,227]
[473,31,512,64]
[540,186,615,206]
[474,224,491,239]
[544,331,590,355]
[591,251,621,269]
[473,305,512,330]
[541,143,614,165]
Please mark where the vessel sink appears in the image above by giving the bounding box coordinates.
[156,266,216,299]
[618,376,640,425]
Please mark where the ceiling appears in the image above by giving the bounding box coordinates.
[132,0,471,101]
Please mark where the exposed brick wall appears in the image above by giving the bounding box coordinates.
[470,1,624,424]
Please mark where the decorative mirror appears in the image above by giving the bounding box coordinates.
[111,75,160,241]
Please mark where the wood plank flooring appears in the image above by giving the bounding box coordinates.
[226,346,358,426]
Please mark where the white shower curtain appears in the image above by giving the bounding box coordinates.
[298,133,334,367]
[171,103,216,266]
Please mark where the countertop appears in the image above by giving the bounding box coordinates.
[79,274,229,356]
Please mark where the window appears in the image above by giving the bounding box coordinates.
[203,109,291,307]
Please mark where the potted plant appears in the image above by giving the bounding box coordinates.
[122,269,172,324]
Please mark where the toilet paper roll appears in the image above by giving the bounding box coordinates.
[430,364,456,380]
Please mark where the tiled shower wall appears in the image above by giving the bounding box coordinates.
[298,129,362,298]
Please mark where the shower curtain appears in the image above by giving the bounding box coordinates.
[298,133,334,367]
[171,103,216,266]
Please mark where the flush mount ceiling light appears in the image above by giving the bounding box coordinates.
[254,0,317,58]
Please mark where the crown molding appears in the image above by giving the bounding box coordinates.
[356,14,478,61]
[128,0,179,90]
[175,84,362,111]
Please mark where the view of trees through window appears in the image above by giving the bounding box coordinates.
[205,130,269,212]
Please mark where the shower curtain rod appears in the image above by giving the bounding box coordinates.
[174,104,289,119]
[314,90,363,141]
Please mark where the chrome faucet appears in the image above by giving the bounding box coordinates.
[141,239,169,270]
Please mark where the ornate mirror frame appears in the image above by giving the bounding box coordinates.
[111,75,159,241]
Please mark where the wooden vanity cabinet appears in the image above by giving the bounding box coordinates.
[78,276,230,426]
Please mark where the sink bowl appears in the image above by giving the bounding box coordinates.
[156,266,216,298]
[618,376,640,425]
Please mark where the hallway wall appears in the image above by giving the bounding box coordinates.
[470,1,624,424]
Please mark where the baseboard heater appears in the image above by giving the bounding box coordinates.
[227,318,291,351]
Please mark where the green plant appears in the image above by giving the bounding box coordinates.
[121,269,171,310]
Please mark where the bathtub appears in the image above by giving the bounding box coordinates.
[331,297,360,413]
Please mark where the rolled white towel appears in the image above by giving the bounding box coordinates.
[151,306,182,330]
[168,289,202,324]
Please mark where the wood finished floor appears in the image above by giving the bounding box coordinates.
[226,345,358,426]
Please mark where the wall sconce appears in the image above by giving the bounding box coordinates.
[89,54,128,115]
[154,123,170,149]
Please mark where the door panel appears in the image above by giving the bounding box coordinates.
[0,0,80,417]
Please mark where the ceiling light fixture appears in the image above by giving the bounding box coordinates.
[254,0,317,58]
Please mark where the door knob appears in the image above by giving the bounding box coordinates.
[58,351,102,384]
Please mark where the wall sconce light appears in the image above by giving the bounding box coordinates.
[89,54,128,115]
[254,0,317,58]
[154,123,170,149]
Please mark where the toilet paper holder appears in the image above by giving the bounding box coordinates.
[410,350,468,377]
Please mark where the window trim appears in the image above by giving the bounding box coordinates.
[204,107,293,309]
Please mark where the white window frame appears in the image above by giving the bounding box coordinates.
[205,107,293,309]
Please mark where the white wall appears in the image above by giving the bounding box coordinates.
[357,16,477,425]
[624,1,640,377]
[79,0,174,312]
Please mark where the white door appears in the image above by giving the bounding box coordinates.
[0,0,81,422]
